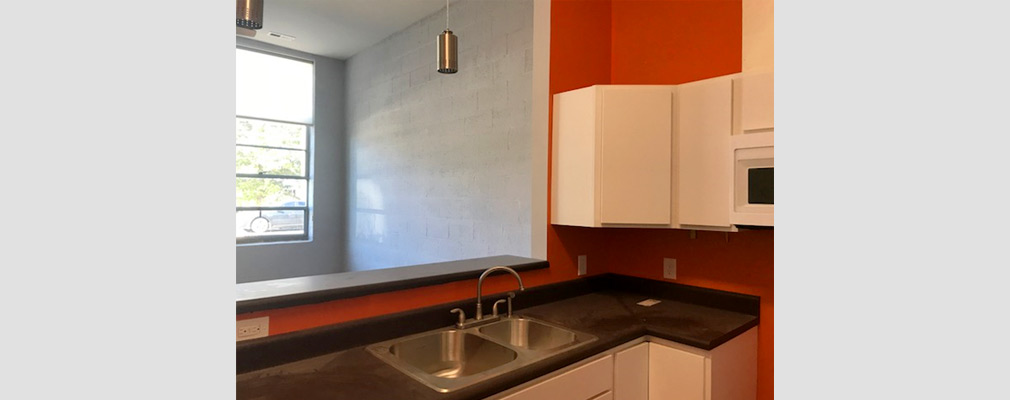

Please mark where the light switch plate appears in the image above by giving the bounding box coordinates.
[237,316,269,341]
[663,258,676,280]
[577,255,587,276]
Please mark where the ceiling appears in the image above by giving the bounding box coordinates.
[243,0,451,59]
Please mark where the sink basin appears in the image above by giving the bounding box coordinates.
[367,316,596,393]
[387,330,517,378]
[478,318,577,351]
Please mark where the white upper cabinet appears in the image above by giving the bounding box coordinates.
[730,72,774,227]
[676,76,735,230]
[734,72,774,134]
[551,72,773,230]
[552,80,736,231]
[552,85,675,228]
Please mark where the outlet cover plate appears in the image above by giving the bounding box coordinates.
[577,255,587,276]
[237,316,269,341]
[663,258,676,280]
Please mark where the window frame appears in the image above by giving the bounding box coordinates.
[236,114,312,244]
[235,45,315,245]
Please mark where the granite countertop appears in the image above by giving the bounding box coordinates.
[236,281,758,400]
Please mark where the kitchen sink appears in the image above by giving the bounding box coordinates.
[367,316,596,393]
[478,318,577,351]
[387,330,517,378]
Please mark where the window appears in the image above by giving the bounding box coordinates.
[236,48,314,244]
[236,117,310,242]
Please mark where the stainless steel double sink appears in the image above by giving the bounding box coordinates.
[366,316,597,393]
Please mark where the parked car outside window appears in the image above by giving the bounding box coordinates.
[245,201,306,233]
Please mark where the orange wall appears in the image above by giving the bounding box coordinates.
[550,0,743,85]
[547,1,772,400]
[610,0,742,84]
[238,266,587,336]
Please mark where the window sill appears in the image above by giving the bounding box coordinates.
[237,238,313,247]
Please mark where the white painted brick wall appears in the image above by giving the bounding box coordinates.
[346,0,533,271]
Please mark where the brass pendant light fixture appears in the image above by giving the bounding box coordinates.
[437,0,458,74]
[237,0,264,30]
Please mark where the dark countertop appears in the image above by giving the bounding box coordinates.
[238,255,549,314]
[237,275,758,400]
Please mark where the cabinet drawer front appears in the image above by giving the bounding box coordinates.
[500,355,614,400]
[599,87,672,225]
[649,343,706,400]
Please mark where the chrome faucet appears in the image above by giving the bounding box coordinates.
[476,266,525,321]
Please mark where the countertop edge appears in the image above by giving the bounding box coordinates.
[237,256,549,314]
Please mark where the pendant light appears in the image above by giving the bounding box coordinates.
[437,0,458,74]
[237,0,264,30]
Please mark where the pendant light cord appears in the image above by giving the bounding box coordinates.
[446,0,449,30]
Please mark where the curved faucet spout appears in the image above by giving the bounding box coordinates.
[476,266,525,320]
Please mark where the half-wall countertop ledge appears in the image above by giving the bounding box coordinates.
[237,255,549,314]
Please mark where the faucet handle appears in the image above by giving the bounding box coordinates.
[491,299,507,317]
[450,308,466,328]
[507,292,515,317]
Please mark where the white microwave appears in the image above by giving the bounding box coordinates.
[730,132,773,226]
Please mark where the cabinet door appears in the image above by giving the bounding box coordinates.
[677,77,733,228]
[649,343,706,400]
[590,391,614,400]
[614,343,649,400]
[738,73,774,133]
[500,354,613,400]
[552,87,599,227]
[598,87,672,225]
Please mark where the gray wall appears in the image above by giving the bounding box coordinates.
[236,37,347,283]
[345,0,533,271]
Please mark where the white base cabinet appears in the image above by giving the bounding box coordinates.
[496,353,613,400]
[487,327,758,400]
[646,329,759,400]
[649,342,707,400]
[614,343,650,400]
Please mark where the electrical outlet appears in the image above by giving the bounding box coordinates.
[237,316,269,341]
[663,258,677,280]
[577,255,587,276]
